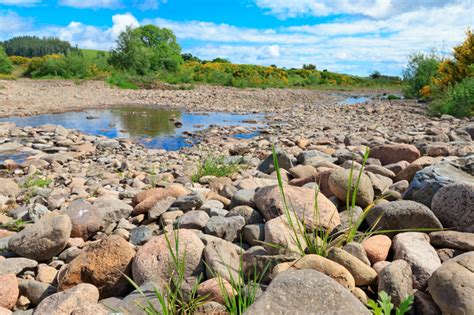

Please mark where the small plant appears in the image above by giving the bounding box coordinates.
[125,228,207,314]
[22,174,53,189]
[0,218,30,232]
[367,291,414,315]
[191,155,241,182]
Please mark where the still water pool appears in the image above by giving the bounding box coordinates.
[0,106,264,151]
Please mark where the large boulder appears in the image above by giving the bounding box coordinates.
[255,185,340,231]
[370,144,420,165]
[431,183,474,232]
[34,283,99,315]
[244,269,370,314]
[393,232,441,290]
[58,235,135,298]
[8,213,72,261]
[132,229,205,287]
[328,168,374,208]
[366,200,442,231]
[404,161,474,207]
[428,252,474,315]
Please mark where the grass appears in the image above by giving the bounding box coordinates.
[0,218,30,232]
[22,174,52,189]
[191,155,241,182]
[367,291,414,315]
[80,49,110,60]
[125,228,207,315]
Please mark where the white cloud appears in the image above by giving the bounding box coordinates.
[134,0,167,10]
[59,0,122,9]
[0,0,40,5]
[0,10,30,34]
[258,45,280,59]
[110,12,139,36]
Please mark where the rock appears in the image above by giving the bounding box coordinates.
[34,283,99,315]
[64,200,103,240]
[366,200,442,231]
[378,260,413,307]
[404,161,474,207]
[0,307,12,315]
[242,224,265,246]
[429,230,474,251]
[129,226,152,246]
[288,165,317,179]
[362,235,392,264]
[177,210,209,230]
[258,150,294,173]
[229,189,256,208]
[36,265,57,284]
[160,210,183,226]
[327,247,377,286]
[428,252,474,315]
[431,183,474,232]
[204,239,240,283]
[204,216,245,242]
[172,191,205,211]
[71,303,109,315]
[343,242,371,266]
[264,214,306,255]
[93,197,133,225]
[254,185,340,231]
[414,291,441,315]
[328,168,374,208]
[0,179,20,198]
[8,213,72,261]
[393,232,441,290]
[370,144,420,165]
[0,274,18,310]
[365,164,396,178]
[132,229,205,286]
[0,258,38,276]
[148,196,176,220]
[58,235,135,298]
[226,206,263,224]
[133,185,189,215]
[287,254,355,289]
[244,269,370,314]
[372,261,390,274]
[197,278,234,305]
[18,279,56,305]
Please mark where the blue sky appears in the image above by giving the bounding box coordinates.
[0,0,473,76]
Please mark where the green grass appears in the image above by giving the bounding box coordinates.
[368,291,414,315]
[22,175,52,189]
[80,49,110,60]
[0,218,30,232]
[191,156,241,182]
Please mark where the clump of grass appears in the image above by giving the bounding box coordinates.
[0,218,30,232]
[386,94,401,100]
[125,228,207,315]
[191,156,241,182]
[368,291,414,315]
[22,175,52,189]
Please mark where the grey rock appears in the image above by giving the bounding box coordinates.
[378,260,413,307]
[393,232,441,290]
[429,230,474,251]
[172,191,205,212]
[414,291,441,315]
[18,279,56,305]
[148,196,176,220]
[404,161,474,207]
[204,216,245,242]
[244,269,370,315]
[297,150,334,164]
[0,257,38,276]
[258,150,294,173]
[226,205,263,224]
[328,168,374,208]
[177,210,209,230]
[229,189,256,208]
[129,226,153,246]
[93,197,133,225]
[209,208,228,217]
[343,242,371,266]
[204,239,240,282]
[242,224,265,246]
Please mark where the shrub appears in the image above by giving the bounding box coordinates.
[8,55,30,66]
[25,52,90,79]
[429,77,474,117]
[402,52,440,98]
[0,47,13,74]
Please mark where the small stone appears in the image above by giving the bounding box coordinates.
[18,279,56,306]
[362,235,392,264]
[177,210,209,230]
[204,216,245,242]
[327,247,377,286]
[0,179,20,198]
[429,230,474,251]
[36,265,57,284]
[0,274,19,310]
[204,239,240,283]
[0,258,38,276]
[129,225,153,246]
[328,168,374,208]
[378,260,413,307]
[343,242,371,266]
[242,224,265,246]
[226,205,263,224]
[197,278,234,305]
[172,192,206,211]
[64,200,103,240]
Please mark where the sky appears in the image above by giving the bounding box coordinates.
[0,0,473,76]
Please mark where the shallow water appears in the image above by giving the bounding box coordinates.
[0,106,264,151]
[341,96,371,105]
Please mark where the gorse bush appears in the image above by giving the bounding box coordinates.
[0,47,13,74]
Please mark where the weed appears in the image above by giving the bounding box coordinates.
[22,174,53,189]
[191,155,241,182]
[367,291,414,315]
[0,218,30,232]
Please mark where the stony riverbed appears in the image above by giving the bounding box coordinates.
[0,82,473,314]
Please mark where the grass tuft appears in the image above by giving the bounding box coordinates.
[191,155,241,182]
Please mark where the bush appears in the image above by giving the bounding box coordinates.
[403,52,440,98]
[8,55,30,66]
[0,47,13,74]
[429,77,474,117]
[25,52,89,78]
[1,36,73,57]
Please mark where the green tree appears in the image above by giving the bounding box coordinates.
[109,25,182,74]
[1,36,73,57]
[0,46,13,74]
[403,52,440,98]
[302,64,316,70]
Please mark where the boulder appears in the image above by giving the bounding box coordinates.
[64,200,104,240]
[8,213,72,261]
[58,235,135,298]
[404,161,474,207]
[431,183,474,232]
[393,232,441,289]
[378,260,413,307]
[362,235,391,264]
[203,216,245,242]
[177,210,209,230]
[328,168,374,208]
[366,200,442,231]
[327,247,377,286]
[264,214,306,255]
[34,283,99,315]
[255,185,340,231]
[204,239,240,283]
[370,144,420,165]
[18,279,56,305]
[0,257,38,276]
[93,197,133,225]
[428,252,474,315]
[244,269,370,314]
[258,150,294,173]
[0,274,18,310]
[132,230,205,286]
[429,230,474,251]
